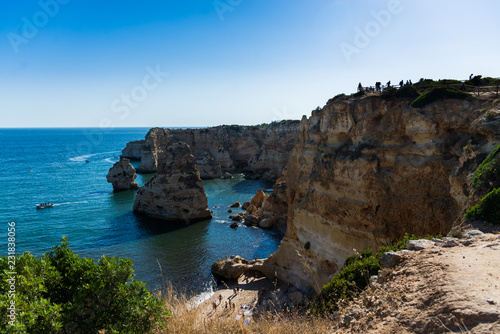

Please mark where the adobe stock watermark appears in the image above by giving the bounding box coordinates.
[6,222,17,327]
[64,65,169,165]
[340,0,405,63]
[213,0,243,21]
[7,0,71,54]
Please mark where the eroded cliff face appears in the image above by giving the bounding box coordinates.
[136,128,172,174]
[121,140,145,161]
[264,95,500,293]
[124,121,300,180]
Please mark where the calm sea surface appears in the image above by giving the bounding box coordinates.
[0,128,282,293]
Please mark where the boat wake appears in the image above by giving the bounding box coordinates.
[104,157,118,164]
[53,201,89,206]
[69,151,119,162]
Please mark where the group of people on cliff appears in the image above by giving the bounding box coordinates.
[358,79,413,93]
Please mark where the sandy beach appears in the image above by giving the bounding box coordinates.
[196,271,305,326]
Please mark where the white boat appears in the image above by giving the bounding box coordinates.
[36,203,54,209]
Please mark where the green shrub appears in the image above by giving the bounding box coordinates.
[310,233,442,315]
[310,256,380,315]
[410,87,475,108]
[465,75,500,87]
[471,144,500,190]
[0,238,167,334]
[381,85,419,99]
[326,94,347,105]
[465,187,500,224]
[352,90,365,98]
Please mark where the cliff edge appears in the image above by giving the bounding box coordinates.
[264,94,500,293]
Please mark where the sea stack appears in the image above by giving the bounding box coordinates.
[106,158,140,192]
[133,142,212,223]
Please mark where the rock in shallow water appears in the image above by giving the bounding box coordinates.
[133,142,212,223]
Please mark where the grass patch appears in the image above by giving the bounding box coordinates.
[471,144,500,191]
[410,87,475,108]
[465,187,500,224]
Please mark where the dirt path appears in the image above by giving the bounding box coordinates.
[335,232,500,333]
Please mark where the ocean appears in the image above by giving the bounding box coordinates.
[0,128,282,294]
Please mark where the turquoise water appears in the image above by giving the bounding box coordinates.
[0,128,282,293]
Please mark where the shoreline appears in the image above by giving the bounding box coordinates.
[195,270,310,325]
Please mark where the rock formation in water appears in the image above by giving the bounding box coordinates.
[133,142,212,223]
[122,121,300,180]
[263,94,500,293]
[106,158,140,192]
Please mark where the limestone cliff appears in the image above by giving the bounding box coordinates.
[264,95,500,293]
[121,140,145,161]
[133,142,212,223]
[136,128,172,174]
[196,152,222,180]
[123,121,300,180]
[106,158,140,192]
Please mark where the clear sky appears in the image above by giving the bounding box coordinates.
[1,0,499,128]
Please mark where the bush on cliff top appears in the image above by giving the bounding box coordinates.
[466,187,500,224]
[381,85,420,100]
[471,144,500,191]
[309,233,442,315]
[410,87,475,108]
[0,238,167,334]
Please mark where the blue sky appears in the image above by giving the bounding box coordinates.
[1,0,499,127]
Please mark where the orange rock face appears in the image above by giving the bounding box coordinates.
[265,95,500,293]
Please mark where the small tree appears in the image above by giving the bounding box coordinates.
[0,238,167,334]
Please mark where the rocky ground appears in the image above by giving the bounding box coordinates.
[334,229,500,334]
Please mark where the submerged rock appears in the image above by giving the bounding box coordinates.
[222,172,233,179]
[106,158,140,192]
[133,142,212,223]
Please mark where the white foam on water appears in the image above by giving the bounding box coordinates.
[188,288,214,309]
[69,151,119,162]
[53,201,89,206]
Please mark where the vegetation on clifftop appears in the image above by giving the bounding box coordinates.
[0,238,167,333]
[309,233,441,315]
[410,87,475,108]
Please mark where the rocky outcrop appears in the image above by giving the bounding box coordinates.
[263,94,500,293]
[121,140,145,160]
[212,256,267,279]
[136,128,172,174]
[123,121,300,180]
[133,142,212,223]
[196,152,222,179]
[106,158,140,192]
[258,176,288,227]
